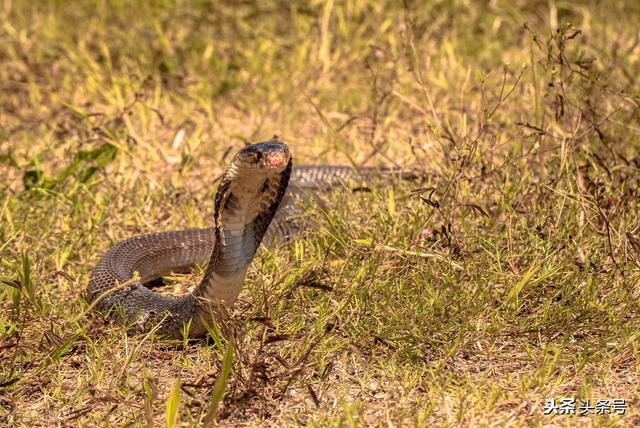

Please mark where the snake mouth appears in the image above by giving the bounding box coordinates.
[265,150,289,169]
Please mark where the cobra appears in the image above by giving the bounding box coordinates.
[87,139,416,338]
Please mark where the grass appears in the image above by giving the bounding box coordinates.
[1,0,640,426]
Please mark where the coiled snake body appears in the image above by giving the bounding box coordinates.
[87,140,386,338]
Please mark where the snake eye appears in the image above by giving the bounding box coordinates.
[251,152,262,163]
[244,151,261,162]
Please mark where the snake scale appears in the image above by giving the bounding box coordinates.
[87,139,412,338]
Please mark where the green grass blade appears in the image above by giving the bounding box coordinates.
[202,344,234,427]
[165,378,181,428]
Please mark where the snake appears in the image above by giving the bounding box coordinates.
[87,139,404,339]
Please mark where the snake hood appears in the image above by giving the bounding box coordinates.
[206,141,292,303]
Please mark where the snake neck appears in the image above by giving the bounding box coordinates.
[192,161,292,313]
[197,174,267,304]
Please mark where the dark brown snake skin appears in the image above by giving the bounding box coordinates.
[87,139,414,338]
